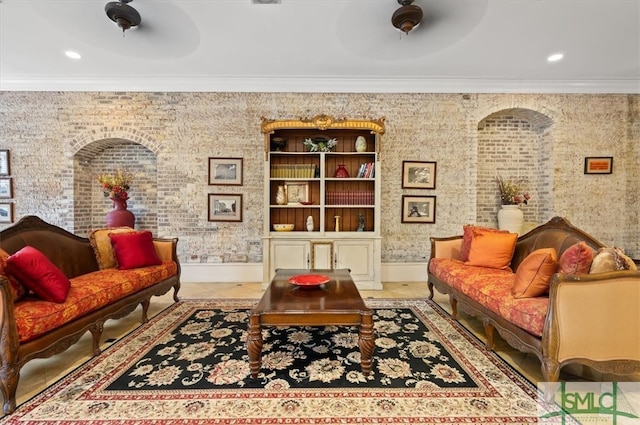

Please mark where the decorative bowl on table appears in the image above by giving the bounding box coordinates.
[288,274,330,288]
[273,224,294,232]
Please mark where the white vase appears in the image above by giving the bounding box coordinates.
[497,204,524,234]
[306,215,314,232]
[275,186,287,205]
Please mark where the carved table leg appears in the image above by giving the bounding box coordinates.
[359,310,375,376]
[247,313,263,378]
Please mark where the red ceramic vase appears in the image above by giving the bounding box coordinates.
[106,198,135,228]
[334,164,349,178]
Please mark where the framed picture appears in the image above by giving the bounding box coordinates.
[208,157,243,185]
[0,203,13,223]
[584,157,613,174]
[401,195,436,223]
[0,150,9,176]
[0,178,13,199]
[208,193,242,222]
[402,161,436,189]
[285,181,309,204]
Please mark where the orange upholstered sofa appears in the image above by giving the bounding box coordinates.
[0,216,181,415]
[428,216,640,383]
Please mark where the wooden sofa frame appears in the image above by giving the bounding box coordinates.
[0,216,181,415]
[428,216,640,383]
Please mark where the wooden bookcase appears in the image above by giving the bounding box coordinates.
[261,115,385,289]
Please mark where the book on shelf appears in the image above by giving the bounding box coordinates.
[356,162,375,178]
[270,164,316,178]
[326,190,375,205]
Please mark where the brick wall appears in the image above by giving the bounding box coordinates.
[0,92,638,264]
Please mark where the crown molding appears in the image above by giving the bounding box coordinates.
[1,76,639,94]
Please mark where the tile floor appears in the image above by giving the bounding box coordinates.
[9,281,636,415]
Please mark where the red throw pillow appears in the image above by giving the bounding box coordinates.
[109,231,162,270]
[465,229,518,271]
[512,248,558,298]
[6,246,71,303]
[0,248,27,302]
[558,241,595,274]
[460,225,509,262]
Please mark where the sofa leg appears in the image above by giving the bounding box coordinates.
[483,321,495,350]
[141,299,151,323]
[427,282,434,300]
[0,364,18,415]
[450,297,458,319]
[90,322,104,356]
[172,282,181,302]
[542,357,560,383]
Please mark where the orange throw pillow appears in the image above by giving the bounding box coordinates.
[558,241,594,274]
[460,225,509,262]
[465,230,518,271]
[512,248,558,298]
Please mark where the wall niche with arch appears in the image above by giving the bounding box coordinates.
[476,108,554,230]
[73,138,158,237]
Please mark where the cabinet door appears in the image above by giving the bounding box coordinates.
[333,239,375,282]
[270,240,310,275]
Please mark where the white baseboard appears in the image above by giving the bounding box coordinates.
[181,262,428,285]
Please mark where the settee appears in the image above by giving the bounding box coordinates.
[428,216,640,383]
[0,216,181,415]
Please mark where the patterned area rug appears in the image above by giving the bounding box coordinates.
[7,299,544,424]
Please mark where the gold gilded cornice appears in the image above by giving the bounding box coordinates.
[261,115,385,135]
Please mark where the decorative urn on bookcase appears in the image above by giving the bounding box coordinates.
[261,114,386,290]
[334,164,349,178]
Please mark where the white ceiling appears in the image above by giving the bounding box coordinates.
[1,0,639,93]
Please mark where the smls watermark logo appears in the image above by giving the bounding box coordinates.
[539,382,640,424]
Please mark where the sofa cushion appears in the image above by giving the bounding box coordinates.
[589,247,637,274]
[109,231,162,270]
[7,246,71,303]
[429,258,547,336]
[89,227,137,270]
[460,225,509,262]
[558,241,594,274]
[512,248,558,298]
[0,248,27,302]
[465,230,518,271]
[13,262,177,343]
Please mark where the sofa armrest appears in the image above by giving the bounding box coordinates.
[543,270,640,378]
[153,237,179,263]
[429,236,463,260]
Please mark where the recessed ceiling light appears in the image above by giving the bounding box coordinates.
[252,0,280,3]
[65,51,82,59]
[547,53,564,62]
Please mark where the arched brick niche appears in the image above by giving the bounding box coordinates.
[72,134,159,236]
[476,108,554,228]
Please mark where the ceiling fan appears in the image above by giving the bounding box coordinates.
[391,0,423,34]
[105,0,141,35]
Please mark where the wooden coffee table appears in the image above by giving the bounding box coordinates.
[247,268,375,378]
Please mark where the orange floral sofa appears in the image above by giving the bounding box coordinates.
[0,216,181,415]
[428,216,640,383]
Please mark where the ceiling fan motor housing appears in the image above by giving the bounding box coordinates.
[392,0,423,34]
[105,1,141,32]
